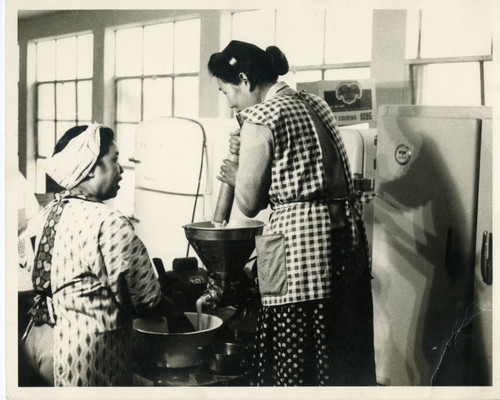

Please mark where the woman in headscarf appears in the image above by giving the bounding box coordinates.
[22,123,176,386]
[209,41,376,386]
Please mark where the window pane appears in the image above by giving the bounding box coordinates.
[115,27,143,77]
[174,77,199,117]
[324,68,371,80]
[144,77,172,120]
[117,79,142,122]
[56,36,77,80]
[37,40,56,81]
[77,34,93,79]
[38,83,55,120]
[174,19,200,73]
[283,70,322,90]
[421,7,492,57]
[56,82,76,120]
[116,123,138,168]
[144,23,174,75]
[232,10,275,48]
[77,80,92,121]
[484,61,493,107]
[276,9,324,66]
[325,8,372,63]
[405,9,420,59]
[417,62,481,106]
[37,121,55,158]
[56,121,75,142]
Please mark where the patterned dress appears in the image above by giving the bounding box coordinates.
[238,83,376,386]
[31,191,162,386]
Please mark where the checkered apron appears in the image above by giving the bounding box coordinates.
[238,86,371,306]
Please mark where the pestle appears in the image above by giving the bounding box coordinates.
[213,153,239,225]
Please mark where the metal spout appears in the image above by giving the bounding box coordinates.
[195,284,223,330]
[197,285,223,310]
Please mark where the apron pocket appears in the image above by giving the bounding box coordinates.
[255,233,288,296]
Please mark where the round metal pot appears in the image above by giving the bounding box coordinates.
[202,342,248,375]
[133,312,223,369]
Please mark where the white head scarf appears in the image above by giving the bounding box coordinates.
[44,122,103,189]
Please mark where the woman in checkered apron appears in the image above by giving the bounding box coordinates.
[209,41,376,386]
[22,124,177,386]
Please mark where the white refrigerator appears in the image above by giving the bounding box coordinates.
[371,105,492,386]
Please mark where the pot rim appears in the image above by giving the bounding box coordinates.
[133,312,223,337]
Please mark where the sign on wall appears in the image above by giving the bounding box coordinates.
[297,79,376,126]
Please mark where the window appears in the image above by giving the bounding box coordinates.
[114,19,201,170]
[113,19,200,216]
[406,8,493,106]
[231,9,372,89]
[35,34,94,193]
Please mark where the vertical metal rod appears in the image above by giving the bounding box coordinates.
[479,61,485,106]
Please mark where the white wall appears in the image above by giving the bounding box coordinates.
[371,10,409,123]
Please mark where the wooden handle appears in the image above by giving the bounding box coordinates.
[213,183,235,223]
[213,154,238,223]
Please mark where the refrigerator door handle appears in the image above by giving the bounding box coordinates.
[481,231,493,285]
[488,232,493,284]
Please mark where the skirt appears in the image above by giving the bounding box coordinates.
[53,322,132,386]
[250,222,376,386]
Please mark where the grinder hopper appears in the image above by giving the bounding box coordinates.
[182,220,265,294]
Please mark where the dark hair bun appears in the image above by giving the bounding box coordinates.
[265,46,289,76]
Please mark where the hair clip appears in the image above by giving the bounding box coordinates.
[228,57,238,66]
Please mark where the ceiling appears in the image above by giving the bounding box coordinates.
[18,10,63,19]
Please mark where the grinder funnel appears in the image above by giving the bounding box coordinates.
[183,220,265,292]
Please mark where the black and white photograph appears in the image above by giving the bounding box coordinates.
[3,0,499,399]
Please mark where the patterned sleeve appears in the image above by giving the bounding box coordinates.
[98,212,162,314]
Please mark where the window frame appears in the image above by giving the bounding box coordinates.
[110,18,201,216]
[406,10,493,106]
[230,10,372,84]
[33,33,94,193]
[112,18,201,125]
[112,18,201,170]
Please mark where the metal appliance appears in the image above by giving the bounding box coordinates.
[371,105,492,386]
[129,118,266,384]
[183,220,265,308]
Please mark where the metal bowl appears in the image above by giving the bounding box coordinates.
[202,342,248,375]
[133,312,223,369]
[183,220,265,241]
